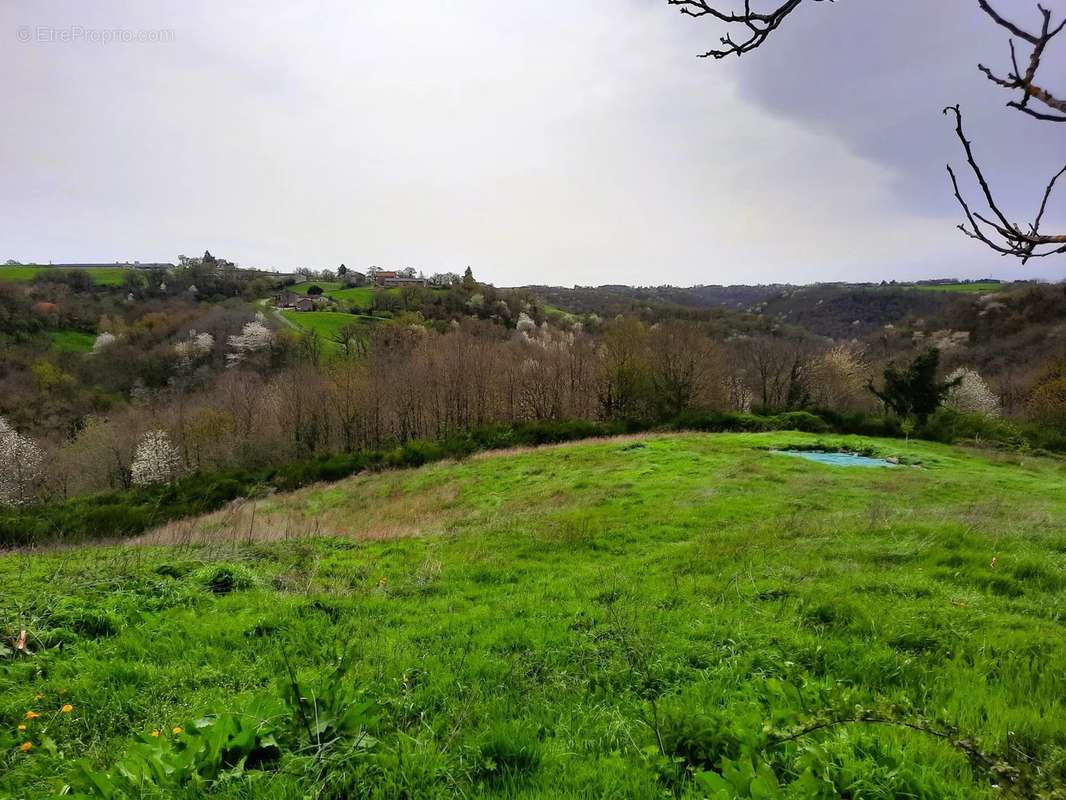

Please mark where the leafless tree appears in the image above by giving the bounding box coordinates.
[668,0,1065,261]
[733,334,813,411]
[648,322,727,415]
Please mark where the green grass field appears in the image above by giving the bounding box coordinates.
[2,432,1064,798]
[280,310,381,336]
[904,282,1005,294]
[328,286,376,305]
[279,310,383,354]
[0,266,130,286]
[290,281,345,295]
[48,330,95,353]
[289,283,439,306]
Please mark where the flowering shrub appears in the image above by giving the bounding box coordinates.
[0,417,43,506]
[174,330,214,368]
[130,430,181,486]
[226,315,274,366]
[91,332,117,353]
[516,311,537,335]
[945,368,1000,416]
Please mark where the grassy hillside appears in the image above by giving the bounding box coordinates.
[279,309,383,347]
[0,266,130,286]
[904,282,1006,294]
[290,284,384,305]
[1,433,1064,798]
[48,330,95,353]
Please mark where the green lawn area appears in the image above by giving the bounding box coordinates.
[288,284,441,306]
[904,281,1006,294]
[280,309,381,337]
[2,432,1064,798]
[328,286,376,305]
[290,281,344,295]
[279,310,383,354]
[0,266,130,286]
[48,330,95,353]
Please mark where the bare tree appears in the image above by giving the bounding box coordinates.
[733,334,812,411]
[648,322,726,415]
[669,0,1065,261]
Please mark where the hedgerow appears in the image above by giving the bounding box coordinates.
[0,410,1047,547]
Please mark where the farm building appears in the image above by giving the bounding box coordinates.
[372,270,427,288]
[382,275,427,288]
[273,291,300,308]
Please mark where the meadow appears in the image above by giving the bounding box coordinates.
[905,282,1006,294]
[279,309,383,344]
[2,432,1063,798]
[48,330,96,354]
[0,267,130,286]
[289,283,380,306]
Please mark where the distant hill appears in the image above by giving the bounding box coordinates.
[524,280,1030,339]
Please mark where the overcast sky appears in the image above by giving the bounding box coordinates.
[3,1,1064,286]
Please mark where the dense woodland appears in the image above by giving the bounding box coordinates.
[2,259,1065,508]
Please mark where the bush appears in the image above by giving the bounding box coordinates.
[922,407,1023,448]
[0,411,1057,549]
[473,723,543,784]
[194,564,261,594]
[659,706,743,771]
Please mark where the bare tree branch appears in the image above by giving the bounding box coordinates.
[977,1,1066,122]
[666,0,831,59]
[944,105,1066,262]
[670,0,1066,262]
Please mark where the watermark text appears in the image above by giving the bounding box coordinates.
[17,25,175,44]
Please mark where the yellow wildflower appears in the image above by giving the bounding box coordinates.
[172,726,183,735]
[61,704,74,714]
[150,730,160,738]
[24,711,39,720]
[19,741,32,752]
[17,724,26,732]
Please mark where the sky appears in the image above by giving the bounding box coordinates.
[3,0,1064,286]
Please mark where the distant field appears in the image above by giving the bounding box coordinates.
[905,281,1005,294]
[2,432,1063,798]
[290,281,345,295]
[328,286,376,305]
[289,283,440,306]
[49,330,95,353]
[0,266,130,286]
[279,310,382,351]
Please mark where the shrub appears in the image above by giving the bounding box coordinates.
[659,706,744,771]
[473,723,543,784]
[193,564,261,594]
[922,407,1023,447]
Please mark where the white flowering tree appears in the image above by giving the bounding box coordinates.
[226,314,274,367]
[0,417,44,505]
[175,330,215,369]
[130,430,181,486]
[515,311,537,337]
[92,332,117,353]
[945,368,1001,416]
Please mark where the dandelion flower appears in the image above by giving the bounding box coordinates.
[172,726,183,735]
[61,704,73,714]
[150,730,160,738]
[17,724,26,732]
[24,711,39,720]
[19,741,32,752]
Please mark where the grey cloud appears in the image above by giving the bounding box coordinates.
[1,0,1063,285]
